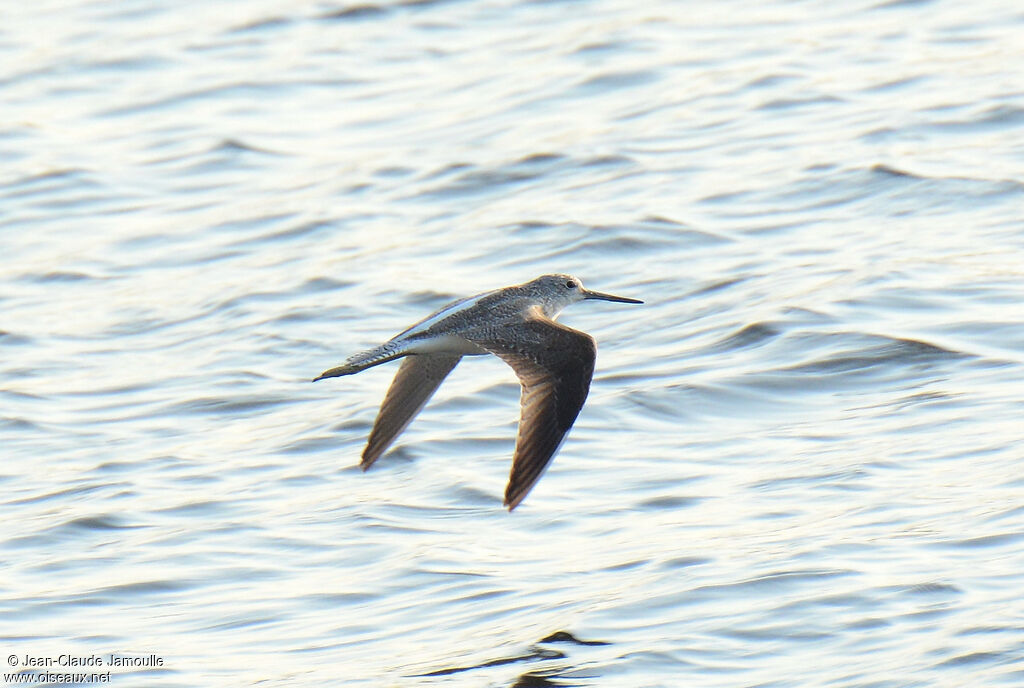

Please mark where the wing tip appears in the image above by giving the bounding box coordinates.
[503,484,529,511]
[360,450,380,471]
[361,440,386,470]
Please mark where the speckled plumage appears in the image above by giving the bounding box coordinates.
[315,274,642,510]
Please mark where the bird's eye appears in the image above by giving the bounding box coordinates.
[565,280,576,289]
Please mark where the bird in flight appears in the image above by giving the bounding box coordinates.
[314,274,642,510]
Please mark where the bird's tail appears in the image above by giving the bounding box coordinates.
[313,343,406,381]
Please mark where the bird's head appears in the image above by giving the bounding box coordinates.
[524,274,643,319]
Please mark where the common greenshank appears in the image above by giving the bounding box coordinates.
[314,274,642,510]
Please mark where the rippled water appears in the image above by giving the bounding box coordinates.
[3,0,1024,686]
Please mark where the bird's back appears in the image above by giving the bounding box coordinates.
[393,286,534,344]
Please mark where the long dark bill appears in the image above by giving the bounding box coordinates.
[582,289,643,304]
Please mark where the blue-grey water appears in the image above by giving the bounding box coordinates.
[3,1,1024,686]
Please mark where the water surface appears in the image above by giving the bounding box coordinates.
[3,0,1024,686]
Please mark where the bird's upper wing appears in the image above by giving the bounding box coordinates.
[464,314,596,509]
[361,354,462,469]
